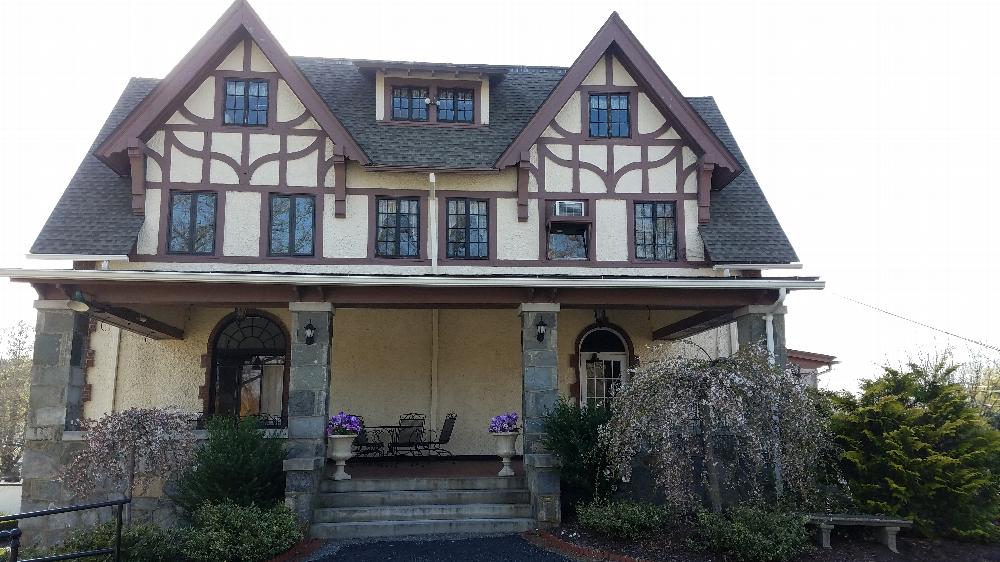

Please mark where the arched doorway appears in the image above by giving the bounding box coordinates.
[577,325,631,407]
[209,311,289,427]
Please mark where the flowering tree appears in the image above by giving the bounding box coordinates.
[61,407,195,522]
[602,344,829,512]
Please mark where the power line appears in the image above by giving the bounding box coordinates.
[831,292,1000,354]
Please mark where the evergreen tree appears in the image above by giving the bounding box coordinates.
[831,360,1000,540]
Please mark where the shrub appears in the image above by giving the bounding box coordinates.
[181,501,302,562]
[831,361,1000,540]
[541,399,613,508]
[17,521,178,562]
[172,416,286,514]
[577,500,675,540]
[692,503,810,562]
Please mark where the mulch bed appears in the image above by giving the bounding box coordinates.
[267,538,324,562]
[526,523,1000,562]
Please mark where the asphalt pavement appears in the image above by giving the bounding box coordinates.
[308,533,573,561]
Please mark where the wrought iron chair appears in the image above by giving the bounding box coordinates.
[416,413,457,456]
[352,416,385,457]
[389,413,426,456]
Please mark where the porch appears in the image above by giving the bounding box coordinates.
[10,270,817,540]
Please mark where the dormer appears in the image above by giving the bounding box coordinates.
[359,61,507,126]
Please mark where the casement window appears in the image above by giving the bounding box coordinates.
[223,79,269,126]
[168,192,217,254]
[391,86,430,121]
[269,195,315,256]
[376,197,421,258]
[437,88,474,123]
[634,202,677,261]
[446,198,488,259]
[588,93,630,138]
[547,200,591,260]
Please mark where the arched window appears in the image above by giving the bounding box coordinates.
[578,326,630,408]
[209,311,289,427]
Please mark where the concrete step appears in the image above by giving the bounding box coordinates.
[309,517,538,539]
[314,502,532,523]
[316,488,530,508]
[321,476,527,493]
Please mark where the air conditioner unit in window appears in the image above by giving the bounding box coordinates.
[554,201,585,217]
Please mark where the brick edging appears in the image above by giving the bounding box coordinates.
[521,529,657,562]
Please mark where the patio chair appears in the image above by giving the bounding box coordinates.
[352,416,385,457]
[390,413,426,456]
[416,413,457,456]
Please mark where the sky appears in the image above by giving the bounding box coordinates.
[1,0,998,393]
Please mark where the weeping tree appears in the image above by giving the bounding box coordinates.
[61,407,195,523]
[602,344,831,512]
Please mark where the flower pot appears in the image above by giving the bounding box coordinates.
[492,431,519,477]
[327,434,357,481]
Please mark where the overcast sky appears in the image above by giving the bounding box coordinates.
[1,0,998,392]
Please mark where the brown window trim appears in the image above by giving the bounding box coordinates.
[626,198,687,264]
[215,76,279,132]
[631,200,679,263]
[165,190,220,256]
[543,199,595,262]
[382,78,483,126]
[370,194,427,261]
[267,193,317,257]
[580,86,639,142]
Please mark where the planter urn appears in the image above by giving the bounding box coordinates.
[492,431,519,477]
[327,433,357,481]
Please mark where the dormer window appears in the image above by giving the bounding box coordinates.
[223,79,269,126]
[391,86,429,121]
[437,88,474,123]
[588,93,630,138]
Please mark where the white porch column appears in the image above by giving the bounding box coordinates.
[284,301,333,523]
[734,305,788,366]
[519,302,561,525]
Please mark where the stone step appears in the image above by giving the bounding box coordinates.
[316,488,530,508]
[314,502,532,523]
[309,517,538,539]
[321,476,527,493]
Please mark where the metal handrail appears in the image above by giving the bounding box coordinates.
[0,498,130,562]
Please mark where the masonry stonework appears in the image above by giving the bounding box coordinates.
[520,303,561,525]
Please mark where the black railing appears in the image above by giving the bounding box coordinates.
[0,498,130,562]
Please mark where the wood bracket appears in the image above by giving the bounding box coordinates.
[697,160,715,225]
[333,145,347,217]
[517,151,530,222]
[127,138,146,216]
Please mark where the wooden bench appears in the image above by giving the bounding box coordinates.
[806,514,913,553]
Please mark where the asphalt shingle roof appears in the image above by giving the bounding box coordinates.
[31,62,797,264]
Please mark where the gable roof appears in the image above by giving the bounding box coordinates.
[94,0,367,175]
[496,12,743,189]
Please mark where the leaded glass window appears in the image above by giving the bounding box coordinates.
[588,93,630,138]
[168,192,216,254]
[446,198,488,259]
[391,86,429,121]
[269,195,315,256]
[437,88,474,123]
[224,79,268,126]
[634,202,677,261]
[376,197,420,257]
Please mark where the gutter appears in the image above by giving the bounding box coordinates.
[0,268,825,291]
[26,254,130,262]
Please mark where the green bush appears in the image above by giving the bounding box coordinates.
[831,361,1000,539]
[577,500,675,540]
[541,399,613,508]
[181,501,302,562]
[172,416,286,514]
[13,521,177,562]
[692,503,810,562]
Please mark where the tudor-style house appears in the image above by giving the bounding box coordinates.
[4,0,822,542]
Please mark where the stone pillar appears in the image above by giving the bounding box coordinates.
[20,300,90,544]
[735,305,787,366]
[519,303,561,525]
[284,302,333,523]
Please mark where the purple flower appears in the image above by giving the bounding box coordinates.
[327,411,362,436]
[489,411,520,433]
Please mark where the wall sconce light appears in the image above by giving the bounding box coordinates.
[535,318,548,342]
[304,321,316,345]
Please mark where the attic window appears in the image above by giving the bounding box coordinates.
[589,93,630,138]
[437,88,474,123]
[391,86,429,121]
[224,79,269,126]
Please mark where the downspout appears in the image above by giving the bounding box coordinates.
[110,326,123,412]
[429,173,438,274]
[430,309,439,431]
[764,288,787,365]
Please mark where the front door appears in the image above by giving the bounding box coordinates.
[579,352,628,407]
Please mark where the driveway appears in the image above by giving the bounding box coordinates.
[310,534,572,561]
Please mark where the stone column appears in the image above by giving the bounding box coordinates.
[519,303,561,525]
[735,305,787,366]
[284,302,333,523]
[20,300,90,544]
